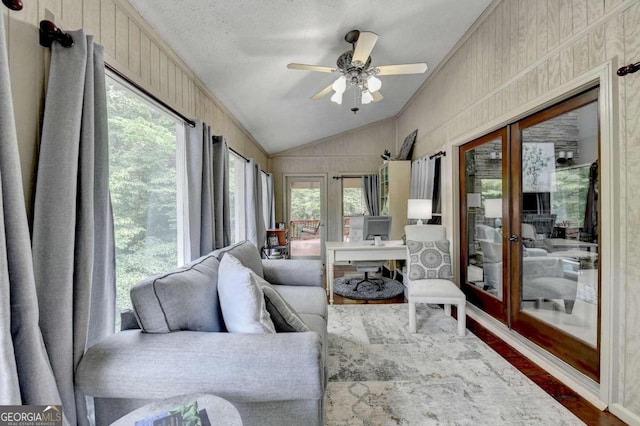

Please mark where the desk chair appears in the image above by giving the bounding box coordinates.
[405,225,466,336]
[348,216,385,291]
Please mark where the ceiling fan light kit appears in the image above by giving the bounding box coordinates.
[288,29,427,112]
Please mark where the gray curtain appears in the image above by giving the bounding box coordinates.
[362,174,380,216]
[212,135,231,249]
[265,172,275,230]
[31,32,115,426]
[0,15,63,411]
[245,159,266,247]
[185,121,214,259]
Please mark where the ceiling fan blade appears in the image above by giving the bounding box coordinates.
[287,63,335,73]
[376,63,428,75]
[311,84,334,100]
[352,31,378,65]
[372,91,383,103]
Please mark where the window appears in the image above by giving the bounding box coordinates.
[229,151,246,243]
[342,177,368,241]
[106,76,185,323]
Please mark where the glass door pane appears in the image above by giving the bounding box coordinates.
[460,128,508,324]
[511,88,600,381]
[286,176,326,259]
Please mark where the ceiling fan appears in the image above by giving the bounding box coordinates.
[287,30,427,113]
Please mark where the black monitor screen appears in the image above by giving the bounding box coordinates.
[363,216,392,240]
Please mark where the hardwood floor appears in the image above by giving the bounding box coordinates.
[328,266,626,425]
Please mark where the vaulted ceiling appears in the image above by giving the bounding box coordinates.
[129,0,493,154]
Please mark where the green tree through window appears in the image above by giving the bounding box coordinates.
[107,78,182,325]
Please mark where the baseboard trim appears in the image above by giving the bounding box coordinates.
[466,306,607,410]
[609,403,640,425]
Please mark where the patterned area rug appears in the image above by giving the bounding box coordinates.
[325,304,584,425]
[333,277,405,300]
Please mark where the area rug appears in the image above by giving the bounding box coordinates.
[324,304,584,425]
[333,277,404,300]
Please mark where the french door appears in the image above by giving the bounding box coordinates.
[460,87,600,381]
[285,175,327,260]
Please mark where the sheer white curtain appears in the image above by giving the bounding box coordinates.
[410,155,435,199]
[0,14,63,412]
[31,31,115,426]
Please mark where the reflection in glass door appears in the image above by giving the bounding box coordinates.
[460,87,600,381]
[460,129,509,324]
[286,176,326,259]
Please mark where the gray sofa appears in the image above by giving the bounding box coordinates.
[75,241,328,426]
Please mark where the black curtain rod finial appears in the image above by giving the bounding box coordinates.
[3,0,23,10]
[39,20,74,48]
[429,150,446,160]
[617,62,640,77]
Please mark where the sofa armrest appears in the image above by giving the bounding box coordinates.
[76,330,325,403]
[262,259,323,287]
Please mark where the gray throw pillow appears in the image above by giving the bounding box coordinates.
[407,239,454,280]
[218,254,276,334]
[252,273,310,332]
[213,240,264,278]
[130,253,223,333]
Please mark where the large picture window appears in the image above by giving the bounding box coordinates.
[106,76,185,322]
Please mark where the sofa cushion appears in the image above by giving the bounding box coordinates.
[273,285,328,321]
[251,274,310,333]
[218,254,275,334]
[213,240,264,278]
[130,253,223,333]
[407,239,454,280]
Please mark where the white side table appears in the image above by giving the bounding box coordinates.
[110,393,242,425]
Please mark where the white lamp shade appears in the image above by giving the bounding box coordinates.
[467,193,482,208]
[484,198,502,218]
[407,199,433,222]
[361,90,374,104]
[367,75,382,92]
[332,76,347,94]
[330,91,343,105]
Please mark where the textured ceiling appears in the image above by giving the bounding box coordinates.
[129,0,492,154]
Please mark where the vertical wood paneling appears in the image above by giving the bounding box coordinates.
[560,0,573,42]
[114,6,128,66]
[128,21,140,77]
[43,0,62,22]
[548,0,560,49]
[167,61,175,103]
[62,0,81,29]
[82,0,101,41]
[517,0,526,73]
[623,1,640,411]
[537,62,549,95]
[605,0,624,13]
[537,0,549,58]
[494,4,503,87]
[573,0,588,33]
[586,0,605,24]
[589,25,605,67]
[100,0,115,58]
[560,45,573,83]
[149,41,159,91]
[139,31,150,84]
[159,51,168,98]
[573,36,590,75]
[502,0,511,81]
[524,0,537,66]
[182,72,189,112]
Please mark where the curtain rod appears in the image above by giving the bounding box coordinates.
[429,151,446,159]
[617,62,640,76]
[333,174,366,180]
[105,63,196,128]
[2,0,22,11]
[229,147,270,176]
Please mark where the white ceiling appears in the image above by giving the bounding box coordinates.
[129,0,493,155]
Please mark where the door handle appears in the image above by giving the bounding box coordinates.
[509,234,519,242]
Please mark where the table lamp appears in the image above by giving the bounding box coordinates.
[407,199,432,225]
[484,198,502,228]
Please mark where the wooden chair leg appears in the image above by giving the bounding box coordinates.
[409,302,417,333]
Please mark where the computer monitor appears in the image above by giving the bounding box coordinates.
[362,216,392,241]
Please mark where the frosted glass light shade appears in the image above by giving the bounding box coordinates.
[330,91,343,105]
[361,90,374,104]
[407,199,432,225]
[367,75,382,92]
[484,198,502,218]
[332,76,347,93]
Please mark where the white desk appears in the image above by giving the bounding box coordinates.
[325,240,407,304]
